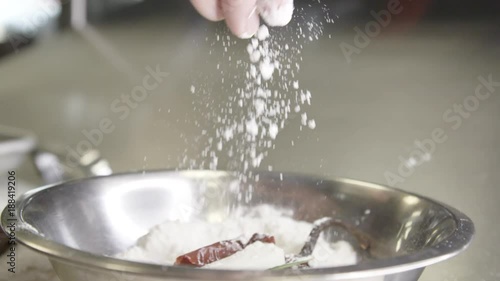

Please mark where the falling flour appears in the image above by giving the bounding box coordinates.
[183,1,337,185]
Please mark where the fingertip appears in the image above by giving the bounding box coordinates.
[234,11,260,39]
[191,0,224,21]
[222,0,259,39]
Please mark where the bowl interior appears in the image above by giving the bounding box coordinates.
[14,170,461,262]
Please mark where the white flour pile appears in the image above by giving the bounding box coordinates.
[116,205,357,269]
[182,1,336,184]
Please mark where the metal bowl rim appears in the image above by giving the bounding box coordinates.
[1,170,474,280]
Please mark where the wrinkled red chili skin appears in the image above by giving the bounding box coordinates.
[174,234,275,267]
[174,240,245,267]
[246,233,275,246]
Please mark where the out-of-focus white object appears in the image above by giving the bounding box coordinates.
[0,0,61,43]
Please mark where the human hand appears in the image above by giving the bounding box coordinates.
[190,0,294,39]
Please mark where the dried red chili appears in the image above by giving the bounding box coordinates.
[175,233,275,267]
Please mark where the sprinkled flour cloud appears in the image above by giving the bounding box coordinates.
[182,1,337,181]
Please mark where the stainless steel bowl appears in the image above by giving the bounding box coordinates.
[1,170,474,281]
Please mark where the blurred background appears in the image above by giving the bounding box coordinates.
[0,0,499,280]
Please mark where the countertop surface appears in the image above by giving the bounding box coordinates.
[0,11,499,281]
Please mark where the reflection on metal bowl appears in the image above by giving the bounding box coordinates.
[1,170,474,281]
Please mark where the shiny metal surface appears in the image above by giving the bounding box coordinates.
[2,170,473,281]
[0,124,111,183]
[0,125,111,260]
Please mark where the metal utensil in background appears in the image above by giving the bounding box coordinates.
[0,124,112,184]
[32,146,112,184]
[0,125,112,259]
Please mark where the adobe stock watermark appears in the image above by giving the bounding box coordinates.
[64,65,169,168]
[384,74,499,186]
[7,0,66,52]
[340,0,406,64]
